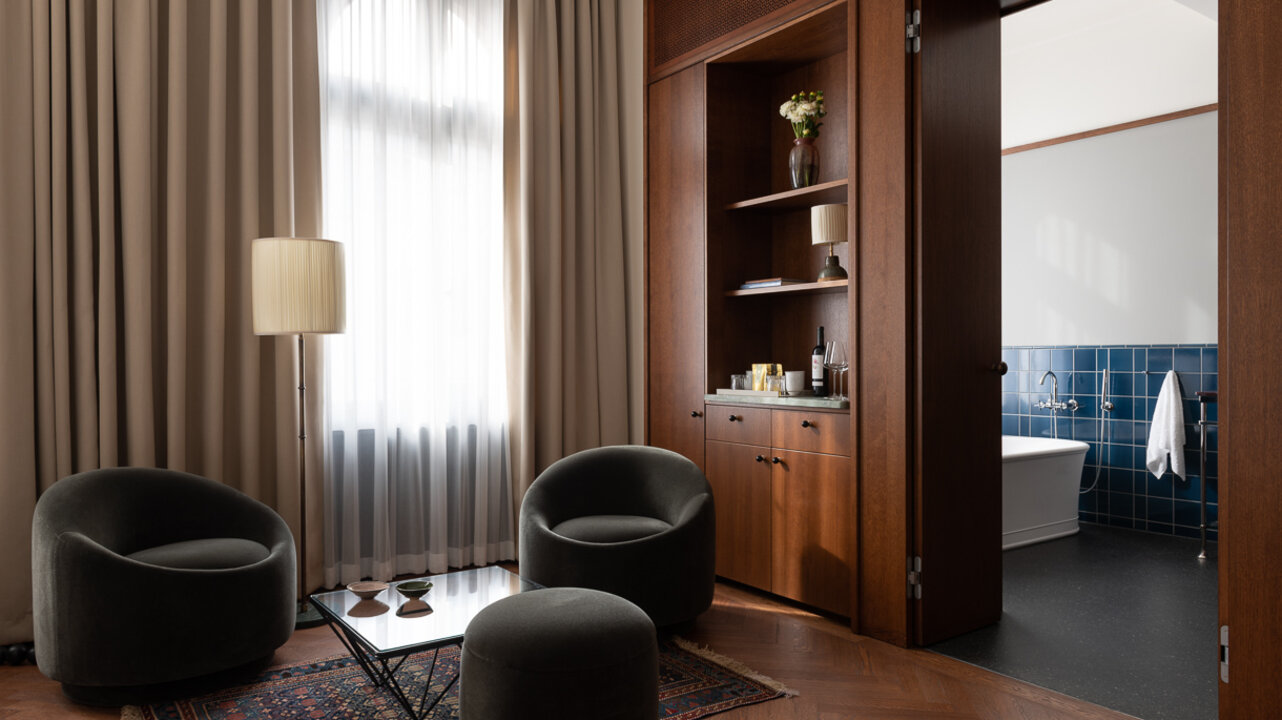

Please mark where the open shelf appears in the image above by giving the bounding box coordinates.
[725,179,849,211]
[725,279,848,297]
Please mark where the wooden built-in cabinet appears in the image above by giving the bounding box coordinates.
[705,404,851,615]
[646,0,1002,646]
[647,1,855,618]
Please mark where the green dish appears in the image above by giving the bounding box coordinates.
[396,580,433,599]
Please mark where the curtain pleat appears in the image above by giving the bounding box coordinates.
[0,0,324,645]
[504,0,639,504]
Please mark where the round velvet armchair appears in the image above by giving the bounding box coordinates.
[32,467,295,703]
[519,445,715,627]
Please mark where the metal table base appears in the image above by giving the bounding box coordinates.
[322,613,458,720]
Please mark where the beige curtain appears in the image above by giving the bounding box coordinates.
[504,0,643,502]
[0,0,323,644]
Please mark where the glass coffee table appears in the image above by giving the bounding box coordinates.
[311,566,541,719]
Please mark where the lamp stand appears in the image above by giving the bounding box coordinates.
[295,333,324,629]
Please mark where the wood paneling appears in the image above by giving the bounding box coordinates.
[648,0,837,83]
[772,408,851,456]
[705,440,773,589]
[708,1,848,66]
[704,405,772,446]
[704,65,775,393]
[854,0,913,647]
[771,449,852,614]
[1219,1,1282,716]
[647,66,708,469]
[912,0,1002,645]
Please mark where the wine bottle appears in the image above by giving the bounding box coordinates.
[811,326,827,396]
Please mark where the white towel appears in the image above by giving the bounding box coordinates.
[1146,370,1186,480]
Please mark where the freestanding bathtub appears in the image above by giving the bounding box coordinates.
[1002,435,1090,550]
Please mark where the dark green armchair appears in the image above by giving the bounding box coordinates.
[519,445,715,627]
[32,467,295,704]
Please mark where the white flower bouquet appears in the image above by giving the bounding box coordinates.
[779,90,826,138]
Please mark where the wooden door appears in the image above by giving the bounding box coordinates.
[911,0,1003,645]
[1219,1,1282,715]
[705,439,772,589]
[646,66,707,469]
[772,449,852,615]
[856,0,1002,646]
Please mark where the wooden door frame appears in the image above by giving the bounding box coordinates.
[1218,1,1282,716]
[853,0,915,647]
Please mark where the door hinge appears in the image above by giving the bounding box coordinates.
[1220,625,1229,683]
[907,556,922,599]
[906,10,921,54]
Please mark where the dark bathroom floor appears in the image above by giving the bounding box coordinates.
[929,524,1218,720]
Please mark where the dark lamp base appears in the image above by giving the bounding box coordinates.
[817,254,848,282]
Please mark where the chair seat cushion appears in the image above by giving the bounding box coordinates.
[551,515,672,544]
[126,538,270,569]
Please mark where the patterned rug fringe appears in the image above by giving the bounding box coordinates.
[669,636,798,698]
[119,705,144,720]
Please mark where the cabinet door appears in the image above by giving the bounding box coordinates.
[771,449,852,615]
[705,440,772,590]
[646,65,707,469]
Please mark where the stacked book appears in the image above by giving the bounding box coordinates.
[739,277,807,290]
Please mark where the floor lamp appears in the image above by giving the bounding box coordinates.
[251,237,346,628]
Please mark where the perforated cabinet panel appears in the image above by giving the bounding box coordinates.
[651,0,799,68]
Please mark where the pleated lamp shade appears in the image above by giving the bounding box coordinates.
[251,237,347,335]
[810,203,848,247]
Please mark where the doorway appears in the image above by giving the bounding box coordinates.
[930,2,1220,719]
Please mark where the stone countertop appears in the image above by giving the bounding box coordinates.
[704,393,849,410]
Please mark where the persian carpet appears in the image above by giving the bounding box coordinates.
[122,637,793,719]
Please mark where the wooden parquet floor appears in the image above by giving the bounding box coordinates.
[0,581,1137,720]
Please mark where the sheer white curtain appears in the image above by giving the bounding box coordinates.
[318,0,513,586]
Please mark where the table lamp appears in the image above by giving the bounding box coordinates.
[811,203,848,282]
[252,237,346,628]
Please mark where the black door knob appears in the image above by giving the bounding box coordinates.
[801,419,812,428]
[690,410,702,417]
[728,415,738,422]
[755,455,765,462]
[992,361,1008,375]
[771,456,782,464]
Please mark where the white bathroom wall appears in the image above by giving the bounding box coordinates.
[1001,111,1217,346]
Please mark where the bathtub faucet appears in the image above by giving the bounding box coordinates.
[1036,371,1079,412]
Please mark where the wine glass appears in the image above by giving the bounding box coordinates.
[824,340,849,401]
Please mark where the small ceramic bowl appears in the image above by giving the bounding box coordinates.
[347,581,389,600]
[396,580,433,600]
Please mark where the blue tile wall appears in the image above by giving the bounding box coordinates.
[1001,344,1218,541]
